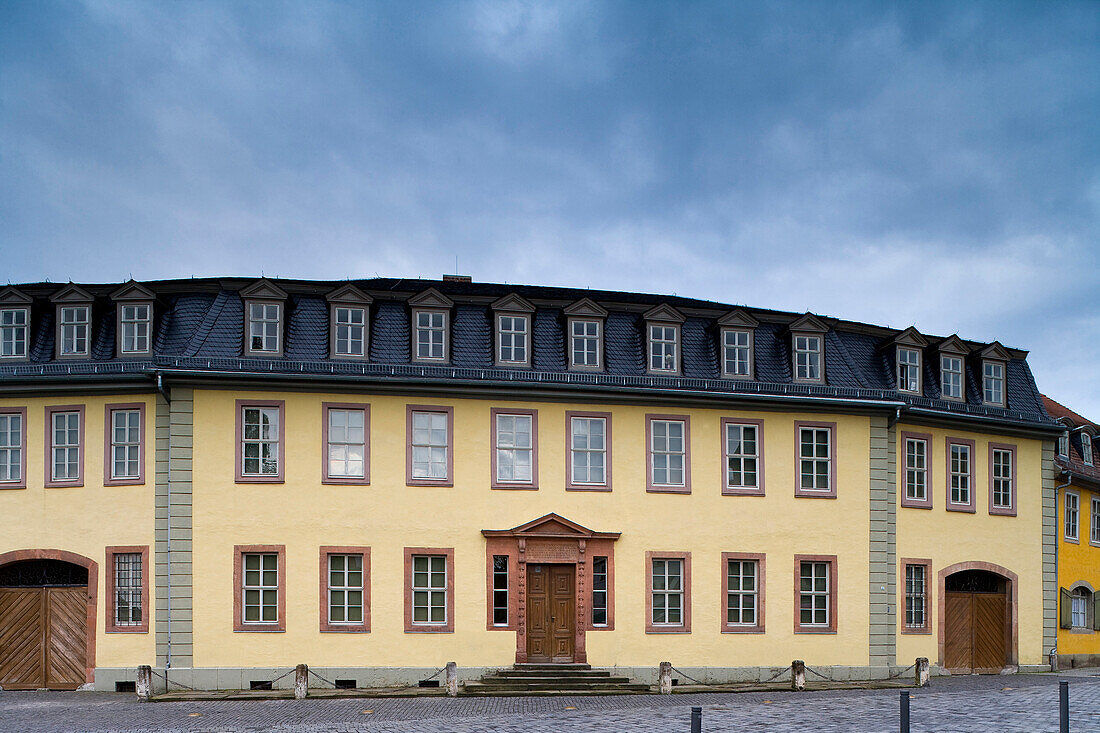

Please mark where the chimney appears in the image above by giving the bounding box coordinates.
[442,274,472,283]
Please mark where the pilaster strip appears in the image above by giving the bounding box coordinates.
[1041,441,1057,658]
[868,416,897,666]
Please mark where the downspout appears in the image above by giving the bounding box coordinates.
[156,373,172,674]
[1050,470,1073,670]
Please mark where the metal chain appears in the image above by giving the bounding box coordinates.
[760,666,792,683]
[803,665,832,681]
[421,665,448,681]
[888,662,917,680]
[307,668,338,688]
[149,668,199,692]
[669,666,708,686]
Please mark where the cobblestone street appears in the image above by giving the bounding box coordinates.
[2,673,1098,732]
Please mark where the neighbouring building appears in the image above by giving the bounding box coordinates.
[1041,396,1100,668]
[0,276,1064,692]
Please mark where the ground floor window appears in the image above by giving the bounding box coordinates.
[404,548,454,632]
[492,555,508,627]
[592,556,608,627]
[795,555,837,633]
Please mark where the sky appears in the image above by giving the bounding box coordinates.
[1,1,1098,417]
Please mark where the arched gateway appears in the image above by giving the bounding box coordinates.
[0,550,97,690]
[939,561,1018,674]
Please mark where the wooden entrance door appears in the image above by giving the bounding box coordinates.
[0,588,88,690]
[526,564,575,663]
[944,590,1007,673]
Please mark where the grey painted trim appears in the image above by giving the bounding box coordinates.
[867,416,897,667]
[1041,440,1058,656]
[155,388,194,668]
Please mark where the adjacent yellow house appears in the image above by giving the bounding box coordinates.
[0,278,1063,691]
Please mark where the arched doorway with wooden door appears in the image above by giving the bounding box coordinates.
[0,549,97,690]
[938,561,1018,674]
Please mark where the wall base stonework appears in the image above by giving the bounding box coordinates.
[1055,654,1100,670]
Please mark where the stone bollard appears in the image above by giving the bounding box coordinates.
[915,657,929,688]
[658,661,673,694]
[136,665,152,702]
[445,662,458,697]
[791,660,806,691]
[294,664,308,700]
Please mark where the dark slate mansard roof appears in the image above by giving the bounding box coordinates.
[0,277,1057,432]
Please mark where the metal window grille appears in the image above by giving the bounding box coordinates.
[114,552,142,626]
[905,564,926,628]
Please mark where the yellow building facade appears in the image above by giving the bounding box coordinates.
[0,278,1064,691]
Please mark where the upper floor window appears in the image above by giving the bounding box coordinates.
[795,423,835,497]
[323,404,369,483]
[897,347,921,393]
[497,315,530,366]
[570,319,601,369]
[647,416,689,492]
[723,419,762,496]
[941,356,964,400]
[236,401,283,482]
[492,410,537,488]
[248,303,281,354]
[722,329,752,378]
[983,361,1005,406]
[60,306,90,357]
[904,436,929,506]
[1082,434,1094,466]
[47,406,83,487]
[793,335,822,382]
[119,304,151,354]
[947,439,973,511]
[568,413,608,489]
[407,406,452,486]
[648,325,679,373]
[1065,491,1079,541]
[0,409,25,487]
[989,444,1015,515]
[414,311,448,361]
[1092,497,1100,545]
[106,405,143,485]
[1058,433,1069,457]
[333,307,367,357]
[0,308,28,359]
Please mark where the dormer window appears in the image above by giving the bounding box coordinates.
[983,361,1004,406]
[240,279,288,358]
[897,347,921,393]
[326,284,372,360]
[1083,434,1094,466]
[717,309,758,379]
[643,304,685,376]
[1058,433,1069,457]
[491,294,535,368]
[0,288,31,361]
[941,356,964,399]
[51,284,94,359]
[789,313,828,384]
[111,281,156,357]
[564,298,607,371]
[409,288,453,363]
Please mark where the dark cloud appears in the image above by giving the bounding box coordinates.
[1,0,1098,414]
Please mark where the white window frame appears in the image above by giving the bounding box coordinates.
[799,561,831,628]
[242,552,279,624]
[411,554,448,626]
[241,406,281,477]
[897,346,921,393]
[113,552,143,627]
[494,412,534,485]
[51,410,81,482]
[721,328,753,379]
[119,304,152,355]
[110,409,142,480]
[1065,491,1079,542]
[413,309,448,362]
[798,426,832,493]
[410,410,449,481]
[332,306,367,358]
[246,302,282,355]
[59,306,90,357]
[327,553,365,625]
[1058,433,1069,458]
[1092,497,1100,546]
[326,407,367,480]
[0,412,23,485]
[793,334,822,382]
[591,556,609,627]
[725,558,759,627]
[569,415,607,487]
[983,360,1005,406]
[1070,588,1089,629]
[949,443,971,507]
[905,437,928,502]
[724,422,760,491]
[1082,434,1094,466]
[991,448,1013,510]
[649,418,687,488]
[0,308,29,360]
[650,558,684,627]
[492,555,509,627]
[569,318,601,370]
[941,355,964,400]
[496,314,530,366]
[647,324,680,374]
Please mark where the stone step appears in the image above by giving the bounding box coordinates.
[462,681,652,694]
[462,687,653,697]
[512,663,592,671]
[477,675,634,685]
[492,669,614,678]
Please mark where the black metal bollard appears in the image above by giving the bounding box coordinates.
[1060,680,1069,733]
[690,706,702,733]
[900,690,910,733]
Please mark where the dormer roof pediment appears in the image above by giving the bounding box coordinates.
[937,335,970,356]
[563,298,608,318]
[491,293,536,314]
[325,283,373,305]
[642,303,685,324]
[881,326,929,351]
[110,281,156,302]
[788,312,829,334]
[481,512,621,540]
[0,287,33,306]
[716,308,759,328]
[408,287,453,309]
[49,284,94,304]
[239,279,288,301]
[978,341,1011,361]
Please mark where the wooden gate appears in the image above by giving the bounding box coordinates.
[0,588,88,690]
[944,587,1008,673]
[526,564,575,663]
